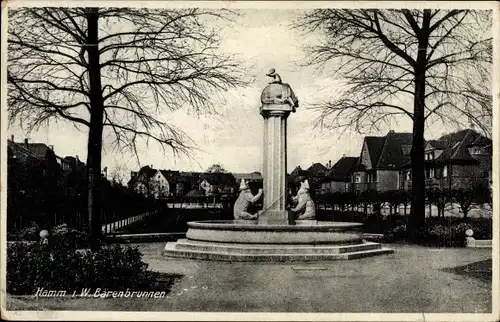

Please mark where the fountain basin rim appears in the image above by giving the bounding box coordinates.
[187,220,363,232]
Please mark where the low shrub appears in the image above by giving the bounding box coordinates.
[51,224,91,249]
[17,223,40,241]
[7,242,174,296]
[8,223,91,249]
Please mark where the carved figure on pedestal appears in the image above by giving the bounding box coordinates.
[260,68,299,114]
[290,180,316,220]
[234,179,264,220]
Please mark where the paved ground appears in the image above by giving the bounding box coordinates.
[6,243,492,313]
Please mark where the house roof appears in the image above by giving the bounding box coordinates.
[290,166,303,177]
[199,172,235,186]
[364,136,386,167]
[8,140,52,161]
[435,129,491,163]
[376,131,413,169]
[159,170,182,182]
[307,163,328,176]
[327,157,359,181]
[357,131,412,170]
[128,165,157,186]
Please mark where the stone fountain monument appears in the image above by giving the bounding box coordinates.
[164,70,393,262]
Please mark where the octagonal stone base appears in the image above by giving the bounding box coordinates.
[164,220,394,262]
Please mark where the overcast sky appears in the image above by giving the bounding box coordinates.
[8,7,488,179]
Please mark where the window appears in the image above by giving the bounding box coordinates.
[471,147,482,155]
[345,183,349,192]
[401,145,411,156]
[355,174,361,183]
[443,166,448,177]
[429,168,435,179]
[406,171,412,181]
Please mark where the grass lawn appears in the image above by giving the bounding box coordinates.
[5,243,492,314]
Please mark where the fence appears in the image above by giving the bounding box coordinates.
[315,189,492,219]
[7,185,166,234]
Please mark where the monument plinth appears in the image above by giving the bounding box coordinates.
[259,69,298,225]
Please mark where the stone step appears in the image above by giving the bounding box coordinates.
[164,243,394,262]
[172,239,382,255]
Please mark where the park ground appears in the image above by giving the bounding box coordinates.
[6,243,492,313]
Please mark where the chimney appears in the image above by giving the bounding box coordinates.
[329,160,332,168]
[24,138,29,146]
[76,155,79,162]
[10,135,14,142]
[131,171,137,178]
[48,145,54,151]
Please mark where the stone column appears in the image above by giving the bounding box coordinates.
[258,70,298,225]
[260,110,289,224]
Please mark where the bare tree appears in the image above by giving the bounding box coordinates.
[296,9,492,238]
[108,164,127,187]
[8,7,246,244]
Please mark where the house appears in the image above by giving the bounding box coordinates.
[150,170,170,199]
[149,170,184,199]
[351,130,413,193]
[320,157,359,193]
[7,137,61,183]
[127,165,157,197]
[199,172,236,196]
[400,128,492,191]
[8,137,58,167]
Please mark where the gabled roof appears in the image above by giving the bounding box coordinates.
[128,165,157,186]
[307,163,328,176]
[358,131,412,170]
[364,136,386,167]
[327,157,359,181]
[435,129,491,163]
[8,140,53,161]
[376,131,413,169]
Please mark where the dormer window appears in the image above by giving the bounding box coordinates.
[401,145,411,156]
[425,152,434,160]
[469,147,482,155]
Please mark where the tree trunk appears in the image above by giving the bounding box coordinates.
[85,8,105,248]
[408,10,431,241]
